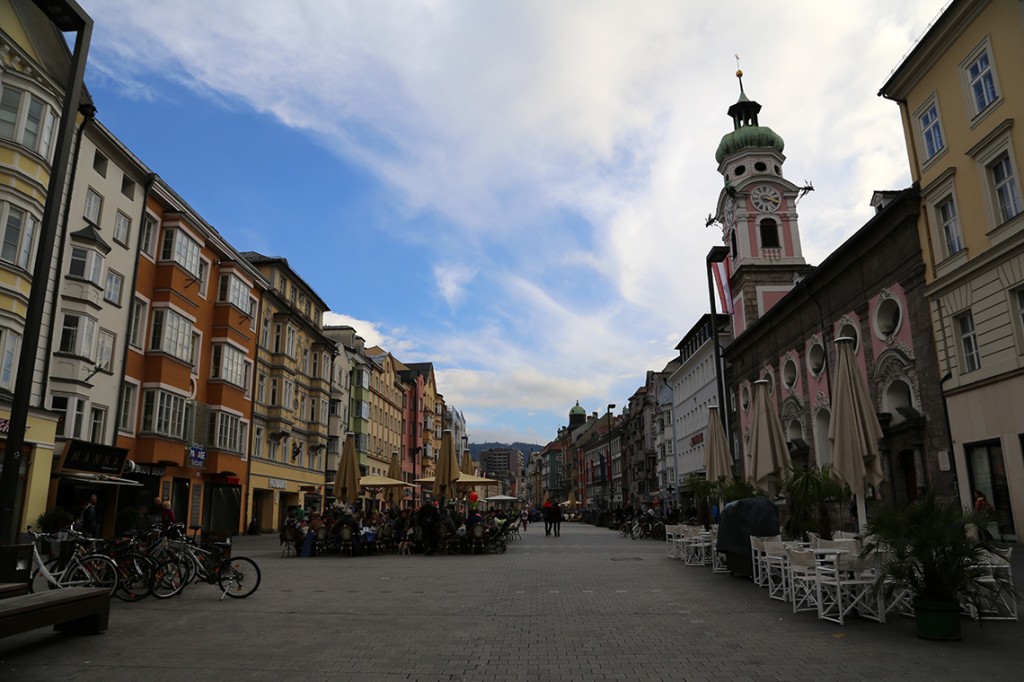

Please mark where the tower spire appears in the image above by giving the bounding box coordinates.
[735,54,745,97]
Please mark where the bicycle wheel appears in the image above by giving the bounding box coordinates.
[114,552,155,602]
[65,554,118,594]
[150,557,188,599]
[29,557,63,593]
[619,524,629,538]
[493,540,507,554]
[218,556,261,598]
[630,524,643,540]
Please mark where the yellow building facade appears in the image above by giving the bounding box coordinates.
[881,0,1024,539]
[243,253,335,531]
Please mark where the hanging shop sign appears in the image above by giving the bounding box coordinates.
[61,440,130,474]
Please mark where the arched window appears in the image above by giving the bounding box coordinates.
[760,218,780,248]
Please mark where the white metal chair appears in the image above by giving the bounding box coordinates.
[665,525,682,559]
[972,547,1018,621]
[685,532,713,567]
[816,551,880,624]
[763,541,790,602]
[786,547,818,614]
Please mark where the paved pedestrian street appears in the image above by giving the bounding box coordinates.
[2,523,1022,681]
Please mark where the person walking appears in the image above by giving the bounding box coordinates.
[552,500,563,537]
[542,499,554,536]
[418,502,439,555]
[79,495,99,537]
[519,507,529,532]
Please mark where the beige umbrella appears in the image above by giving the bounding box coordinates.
[704,405,732,483]
[432,430,460,502]
[333,433,362,506]
[828,337,884,530]
[461,450,475,476]
[746,379,791,497]
[566,490,578,509]
[387,452,404,507]
[455,472,501,488]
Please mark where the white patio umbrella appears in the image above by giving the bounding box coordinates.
[704,405,732,483]
[746,379,791,497]
[828,337,884,531]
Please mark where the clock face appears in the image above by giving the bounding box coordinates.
[751,185,782,212]
[723,196,736,228]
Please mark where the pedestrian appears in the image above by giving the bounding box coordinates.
[79,495,99,537]
[974,490,996,540]
[161,500,176,528]
[553,500,563,537]
[150,496,164,526]
[519,507,528,532]
[418,501,439,555]
[542,499,554,536]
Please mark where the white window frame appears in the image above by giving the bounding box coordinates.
[218,273,251,312]
[113,210,131,245]
[160,227,202,279]
[257,372,267,403]
[128,296,148,349]
[84,188,102,224]
[118,380,139,434]
[915,95,945,163]
[104,269,124,305]
[90,406,107,442]
[211,342,249,389]
[96,329,116,372]
[68,245,104,286]
[956,311,981,374]
[966,121,1022,237]
[213,411,247,453]
[150,307,194,362]
[936,196,964,258]
[139,214,157,259]
[140,388,193,440]
[1,203,38,270]
[961,39,1000,121]
[990,153,1021,224]
[58,312,98,360]
[253,425,264,460]
[51,394,88,439]
[0,83,56,156]
[286,326,297,358]
[0,327,21,390]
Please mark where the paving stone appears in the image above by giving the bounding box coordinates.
[0,525,1022,680]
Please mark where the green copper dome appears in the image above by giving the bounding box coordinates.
[569,401,586,416]
[715,125,785,164]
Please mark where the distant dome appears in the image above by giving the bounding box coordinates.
[716,125,785,164]
[569,401,586,416]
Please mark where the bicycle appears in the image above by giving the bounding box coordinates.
[26,527,119,595]
[162,527,261,600]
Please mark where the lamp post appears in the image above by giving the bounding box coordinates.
[706,246,730,442]
[606,403,615,514]
[0,0,93,546]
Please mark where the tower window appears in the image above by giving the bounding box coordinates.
[734,165,746,176]
[759,218,780,249]
[754,161,767,172]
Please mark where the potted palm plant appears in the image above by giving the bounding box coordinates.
[780,464,842,541]
[861,491,1015,640]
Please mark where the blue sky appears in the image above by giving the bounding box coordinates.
[77,0,942,444]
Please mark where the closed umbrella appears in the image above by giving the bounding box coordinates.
[387,452,403,508]
[333,433,361,507]
[432,430,459,503]
[746,379,790,497]
[461,450,474,476]
[566,490,578,509]
[704,405,732,483]
[828,337,884,531]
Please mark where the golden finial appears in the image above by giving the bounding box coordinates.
[735,55,745,95]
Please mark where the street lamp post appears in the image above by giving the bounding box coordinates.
[0,0,93,546]
[706,246,730,442]
[606,404,615,515]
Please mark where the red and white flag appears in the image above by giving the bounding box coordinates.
[711,258,733,315]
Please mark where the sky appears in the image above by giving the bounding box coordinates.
[75,0,945,445]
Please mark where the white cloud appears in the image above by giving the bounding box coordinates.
[81,0,943,443]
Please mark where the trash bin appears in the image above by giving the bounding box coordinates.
[0,544,33,584]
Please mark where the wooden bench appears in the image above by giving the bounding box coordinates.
[0,582,28,599]
[0,587,110,638]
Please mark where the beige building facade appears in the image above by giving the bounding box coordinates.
[881,0,1024,539]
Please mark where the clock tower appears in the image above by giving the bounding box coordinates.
[714,70,813,336]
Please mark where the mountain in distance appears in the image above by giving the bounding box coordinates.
[468,442,544,461]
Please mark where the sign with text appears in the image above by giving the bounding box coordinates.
[188,444,206,468]
[61,440,130,474]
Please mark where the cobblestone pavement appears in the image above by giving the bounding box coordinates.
[2,523,1022,681]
